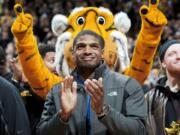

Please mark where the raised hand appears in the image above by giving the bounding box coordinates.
[11,4,34,44]
[125,0,168,85]
[139,0,167,34]
[60,76,77,121]
[9,57,22,81]
[84,77,104,114]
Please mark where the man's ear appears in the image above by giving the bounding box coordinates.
[72,49,75,61]
[71,48,74,55]
[101,49,104,59]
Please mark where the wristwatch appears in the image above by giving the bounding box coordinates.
[97,105,109,119]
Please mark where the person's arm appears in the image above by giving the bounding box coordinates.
[0,77,31,135]
[99,78,147,135]
[11,4,63,98]
[36,88,69,135]
[17,36,62,98]
[37,77,77,135]
[125,0,167,85]
[84,77,147,134]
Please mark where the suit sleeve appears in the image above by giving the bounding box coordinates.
[36,89,69,135]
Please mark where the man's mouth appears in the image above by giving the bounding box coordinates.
[175,61,180,64]
[82,57,94,61]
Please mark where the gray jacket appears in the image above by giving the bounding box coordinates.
[37,63,147,135]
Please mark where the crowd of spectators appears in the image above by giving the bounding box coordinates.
[0,0,180,91]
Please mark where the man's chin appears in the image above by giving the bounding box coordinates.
[78,63,98,69]
[52,71,59,76]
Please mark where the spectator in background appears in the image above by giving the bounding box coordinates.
[0,76,30,135]
[0,45,27,90]
[5,42,16,69]
[0,6,13,49]
[5,42,16,57]
[8,44,57,135]
[38,44,57,75]
[146,40,180,135]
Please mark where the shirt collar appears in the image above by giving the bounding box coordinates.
[165,80,180,93]
[71,60,107,92]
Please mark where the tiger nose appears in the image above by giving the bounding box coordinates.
[83,11,99,33]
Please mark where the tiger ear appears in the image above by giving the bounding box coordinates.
[51,14,68,36]
[114,11,131,34]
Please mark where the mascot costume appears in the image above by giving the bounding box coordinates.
[11,0,167,98]
[52,7,131,76]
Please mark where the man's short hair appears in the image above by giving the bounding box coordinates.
[38,44,55,59]
[73,30,105,49]
[158,40,180,62]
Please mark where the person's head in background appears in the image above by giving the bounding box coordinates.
[5,42,16,66]
[1,45,26,83]
[38,44,57,75]
[5,42,16,56]
[158,40,180,86]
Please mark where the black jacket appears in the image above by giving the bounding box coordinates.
[0,76,31,135]
[145,77,180,135]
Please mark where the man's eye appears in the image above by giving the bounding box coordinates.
[49,59,55,63]
[91,44,100,49]
[167,52,176,57]
[76,45,84,50]
[92,46,98,49]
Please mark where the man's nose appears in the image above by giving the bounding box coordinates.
[177,52,180,60]
[52,64,56,70]
[84,45,92,53]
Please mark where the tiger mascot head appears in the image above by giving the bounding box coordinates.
[51,7,131,76]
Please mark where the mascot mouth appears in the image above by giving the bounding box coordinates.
[141,8,162,28]
[67,24,75,32]
[105,23,116,32]
[145,18,161,27]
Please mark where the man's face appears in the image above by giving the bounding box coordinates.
[162,44,180,75]
[73,34,103,69]
[43,52,57,75]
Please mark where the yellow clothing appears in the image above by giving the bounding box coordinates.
[16,39,62,99]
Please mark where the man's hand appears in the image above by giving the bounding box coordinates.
[11,4,34,44]
[59,76,77,121]
[84,78,104,114]
[9,57,22,81]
